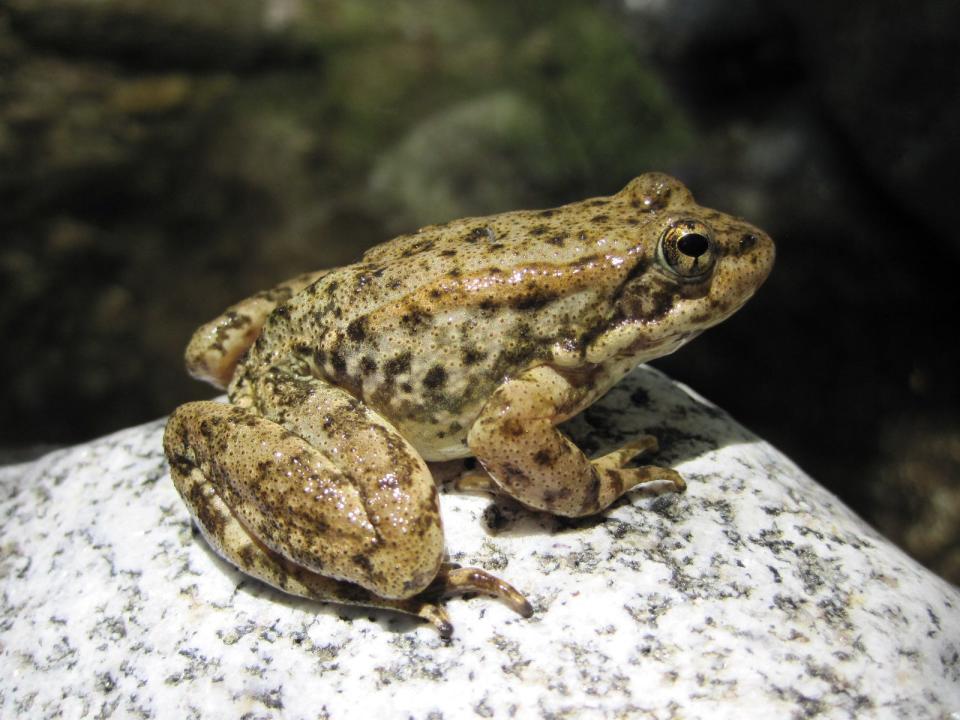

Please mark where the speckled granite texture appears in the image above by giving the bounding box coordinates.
[2,366,958,718]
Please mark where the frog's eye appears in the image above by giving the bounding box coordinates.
[657,220,716,281]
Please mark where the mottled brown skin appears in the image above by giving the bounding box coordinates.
[163,173,774,636]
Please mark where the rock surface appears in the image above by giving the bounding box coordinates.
[2,367,958,718]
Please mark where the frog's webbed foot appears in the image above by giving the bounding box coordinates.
[408,565,534,639]
[593,435,686,494]
[424,562,533,619]
[468,365,686,517]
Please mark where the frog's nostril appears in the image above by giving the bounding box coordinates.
[739,233,759,254]
[678,233,709,258]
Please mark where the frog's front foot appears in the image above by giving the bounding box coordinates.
[468,365,687,517]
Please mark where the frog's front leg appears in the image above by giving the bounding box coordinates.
[467,365,685,517]
[164,370,530,635]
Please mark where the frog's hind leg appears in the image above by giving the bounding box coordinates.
[467,365,685,518]
[251,369,532,616]
[164,416,456,634]
[164,370,531,635]
[164,398,443,601]
[185,269,331,389]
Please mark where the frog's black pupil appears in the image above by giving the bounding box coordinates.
[678,233,709,258]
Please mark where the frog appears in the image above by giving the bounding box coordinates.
[163,172,774,637]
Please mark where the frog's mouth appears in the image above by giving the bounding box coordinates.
[620,328,704,363]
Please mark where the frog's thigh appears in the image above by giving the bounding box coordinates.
[185,269,332,389]
[467,365,684,517]
[164,421,455,632]
[252,369,449,594]
[164,396,443,600]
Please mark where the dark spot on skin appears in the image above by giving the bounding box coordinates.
[578,231,588,242]
[401,305,432,328]
[478,299,499,313]
[401,383,413,393]
[539,209,556,218]
[429,288,442,299]
[423,365,447,390]
[352,553,374,574]
[372,267,386,277]
[447,268,462,278]
[530,225,550,237]
[487,267,502,274]
[533,449,553,466]
[360,356,377,375]
[510,289,557,311]
[330,351,346,374]
[462,347,487,365]
[489,243,505,251]
[582,471,601,513]
[630,387,650,406]
[325,281,339,296]
[591,214,609,223]
[547,234,566,247]
[385,352,412,379]
[541,487,572,508]
[387,279,402,290]
[606,469,625,496]
[645,290,675,321]
[238,544,257,568]
[501,462,529,481]
[589,199,609,207]
[440,249,457,257]
[401,240,435,257]
[501,418,526,437]
[465,226,493,243]
[346,316,367,342]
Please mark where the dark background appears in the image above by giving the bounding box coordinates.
[2,1,958,583]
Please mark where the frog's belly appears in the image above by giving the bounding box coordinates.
[392,416,475,461]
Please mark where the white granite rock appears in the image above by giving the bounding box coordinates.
[1,367,958,719]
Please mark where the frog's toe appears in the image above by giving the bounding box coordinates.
[594,435,659,468]
[608,465,686,495]
[428,563,534,619]
[415,602,454,639]
[591,435,686,496]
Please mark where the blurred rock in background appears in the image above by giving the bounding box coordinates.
[1,0,958,583]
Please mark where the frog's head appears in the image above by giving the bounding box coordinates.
[610,173,775,357]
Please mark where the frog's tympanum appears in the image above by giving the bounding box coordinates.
[164,173,774,637]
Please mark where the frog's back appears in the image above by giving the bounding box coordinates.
[235,193,640,459]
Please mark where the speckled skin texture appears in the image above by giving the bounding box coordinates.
[3,369,958,718]
[163,173,774,633]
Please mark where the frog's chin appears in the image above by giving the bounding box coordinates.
[620,329,703,364]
